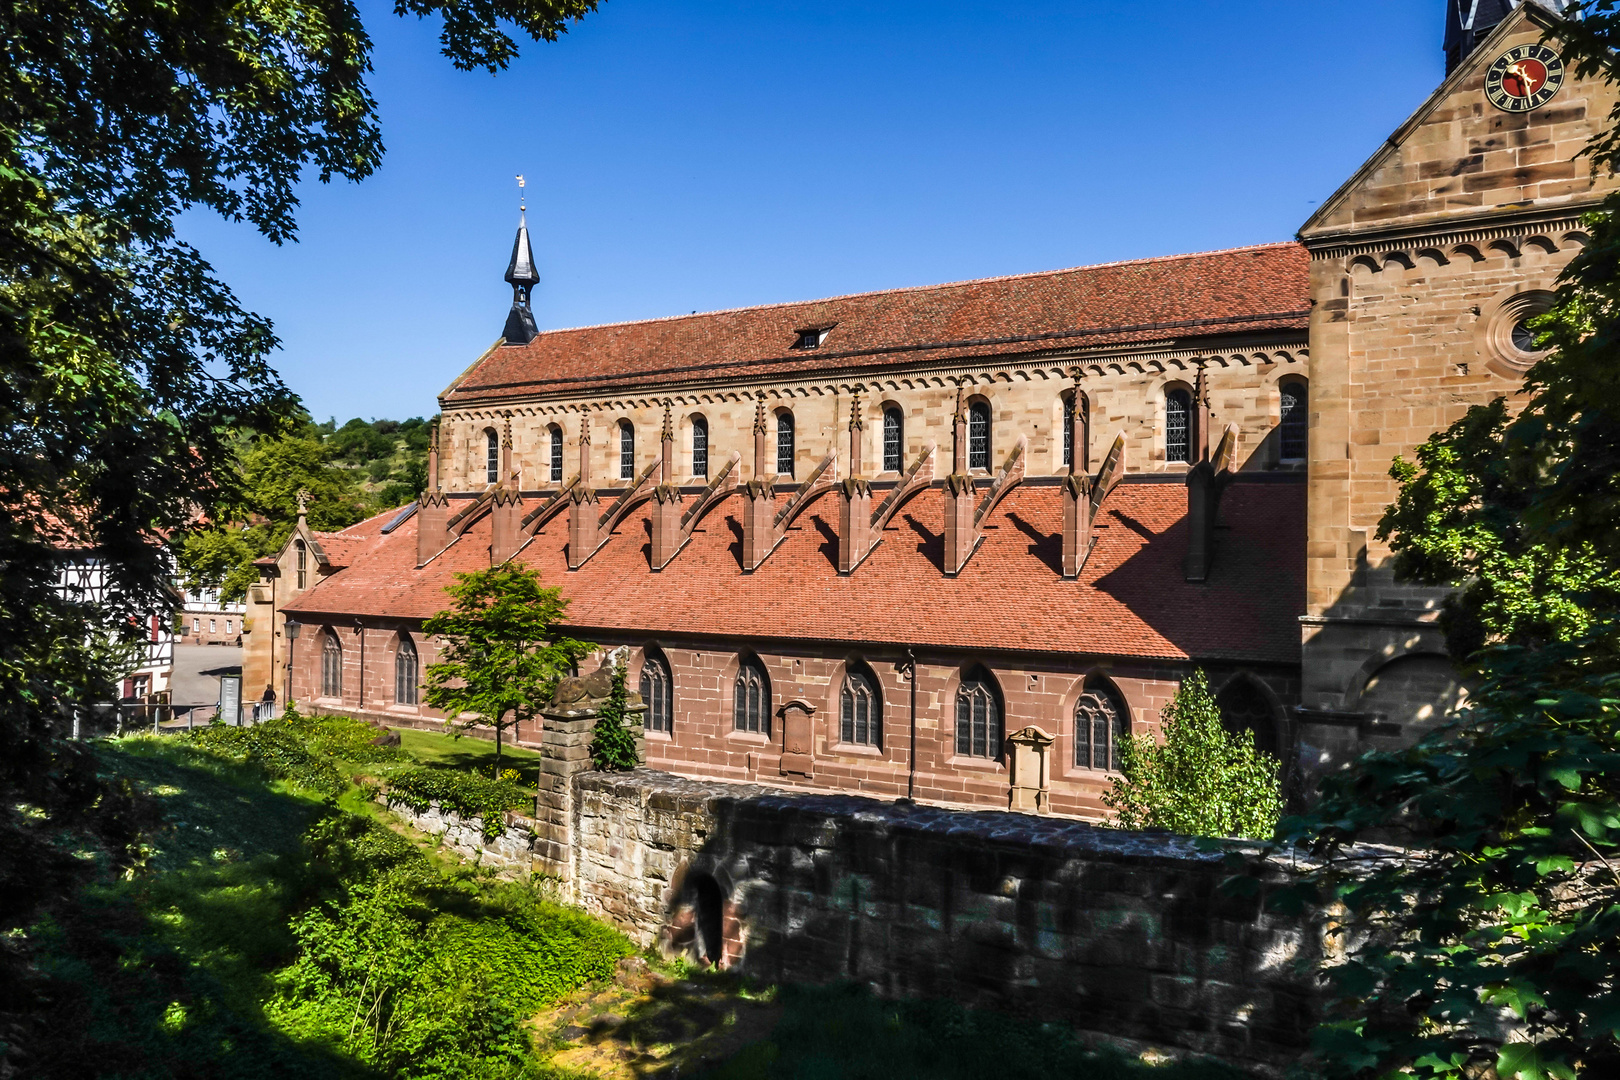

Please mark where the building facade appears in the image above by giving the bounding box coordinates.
[247,2,1614,816]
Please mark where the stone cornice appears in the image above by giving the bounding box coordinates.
[1302,205,1594,261]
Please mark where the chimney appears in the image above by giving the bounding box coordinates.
[567,414,599,569]
[650,400,682,569]
[942,386,975,575]
[491,413,523,564]
[417,421,451,567]
[838,388,872,573]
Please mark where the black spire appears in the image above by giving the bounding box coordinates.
[1445,1,1518,74]
[502,178,540,346]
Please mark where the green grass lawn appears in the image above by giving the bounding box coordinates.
[391,727,543,788]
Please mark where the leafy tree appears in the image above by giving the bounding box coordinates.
[589,660,640,772]
[1102,670,1282,839]
[422,565,593,767]
[1266,11,1620,1077]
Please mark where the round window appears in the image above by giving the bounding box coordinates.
[1475,288,1557,378]
[1511,320,1539,355]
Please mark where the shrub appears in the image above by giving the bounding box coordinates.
[1102,670,1282,840]
[187,715,346,796]
[384,767,531,842]
[589,661,639,772]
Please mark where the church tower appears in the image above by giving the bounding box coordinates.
[502,183,540,346]
[1446,1,1578,73]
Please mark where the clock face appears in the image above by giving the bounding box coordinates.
[1484,44,1565,113]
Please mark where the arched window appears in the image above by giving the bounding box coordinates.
[1165,388,1192,463]
[1279,381,1307,463]
[776,411,795,477]
[840,666,881,747]
[1216,678,1279,758]
[640,651,672,733]
[619,420,635,480]
[968,400,991,471]
[321,631,342,699]
[691,415,709,478]
[734,657,770,735]
[395,636,419,706]
[955,667,1002,758]
[1075,677,1130,771]
[295,540,307,590]
[549,425,564,483]
[883,407,904,472]
[485,428,499,484]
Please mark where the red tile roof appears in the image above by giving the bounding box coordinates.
[443,244,1310,404]
[283,481,1304,665]
[308,507,401,569]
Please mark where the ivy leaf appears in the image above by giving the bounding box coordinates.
[1483,981,1548,1019]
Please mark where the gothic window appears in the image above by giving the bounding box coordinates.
[883,407,903,473]
[1075,677,1130,771]
[1165,389,1192,463]
[485,428,499,484]
[321,631,342,699]
[1216,678,1279,758]
[692,416,709,478]
[640,651,672,733]
[1279,381,1307,463]
[840,666,880,747]
[776,412,795,477]
[395,636,419,706]
[734,658,770,735]
[619,420,635,480]
[968,400,991,471]
[295,540,307,590]
[549,425,564,482]
[955,667,1001,758]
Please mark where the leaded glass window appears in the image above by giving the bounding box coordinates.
[968,401,991,471]
[776,412,795,477]
[641,653,672,733]
[395,636,418,706]
[883,408,903,473]
[734,658,770,735]
[485,429,499,484]
[840,668,880,747]
[549,426,564,482]
[295,540,307,590]
[321,632,342,699]
[692,416,709,478]
[619,421,635,480]
[1165,389,1191,463]
[1075,679,1129,771]
[955,669,1001,758]
[1279,382,1307,462]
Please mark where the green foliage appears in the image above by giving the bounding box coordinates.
[692,981,1248,1080]
[423,564,594,767]
[589,660,640,772]
[1102,670,1282,840]
[384,767,532,842]
[184,707,406,796]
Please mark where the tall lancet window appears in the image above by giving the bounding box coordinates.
[549,425,564,482]
[776,412,795,477]
[692,416,709,478]
[1165,389,1191,463]
[1279,381,1308,463]
[485,429,499,484]
[619,420,635,480]
[968,401,991,471]
[883,407,903,473]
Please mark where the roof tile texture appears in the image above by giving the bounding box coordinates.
[284,482,1304,665]
[445,244,1310,403]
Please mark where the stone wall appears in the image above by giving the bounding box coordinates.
[384,796,541,876]
[569,768,1321,1073]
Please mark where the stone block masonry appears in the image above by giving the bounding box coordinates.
[569,768,1322,1073]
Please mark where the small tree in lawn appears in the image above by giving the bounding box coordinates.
[422,565,593,769]
[1102,669,1282,840]
[589,659,640,772]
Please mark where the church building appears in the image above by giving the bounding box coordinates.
[243,1,1612,817]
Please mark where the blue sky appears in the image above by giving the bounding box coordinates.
[180,0,1443,423]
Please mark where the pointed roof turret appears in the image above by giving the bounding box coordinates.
[1445,2,1575,74]
[501,176,540,346]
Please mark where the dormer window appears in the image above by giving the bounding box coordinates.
[793,326,831,349]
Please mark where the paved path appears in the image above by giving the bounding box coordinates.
[170,642,241,719]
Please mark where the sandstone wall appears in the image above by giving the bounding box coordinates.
[570,769,1321,1073]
